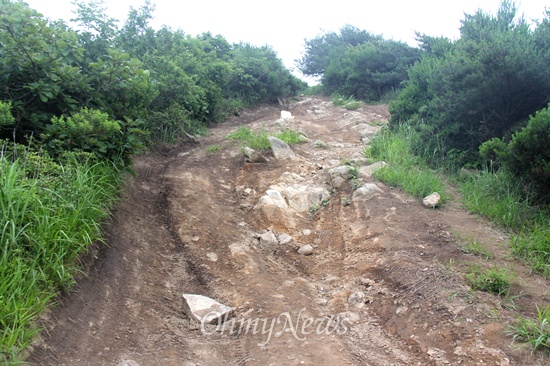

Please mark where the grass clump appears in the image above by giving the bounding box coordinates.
[511,304,550,353]
[226,126,303,151]
[331,94,362,110]
[0,152,121,363]
[459,168,550,277]
[226,126,270,151]
[206,144,221,153]
[465,266,513,296]
[365,124,447,202]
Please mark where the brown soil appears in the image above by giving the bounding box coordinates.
[29,97,550,365]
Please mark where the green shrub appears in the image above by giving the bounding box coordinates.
[506,107,550,202]
[0,101,15,127]
[479,105,550,203]
[41,108,145,166]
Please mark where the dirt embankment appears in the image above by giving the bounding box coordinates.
[30,97,549,365]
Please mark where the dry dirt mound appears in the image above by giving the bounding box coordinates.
[29,97,549,365]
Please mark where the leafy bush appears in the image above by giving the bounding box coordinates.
[390,1,550,168]
[0,101,15,127]
[41,108,145,166]
[478,105,550,203]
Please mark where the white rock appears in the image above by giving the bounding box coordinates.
[297,244,313,256]
[259,231,279,250]
[422,192,441,208]
[182,294,233,325]
[283,184,330,213]
[117,361,140,366]
[281,110,293,120]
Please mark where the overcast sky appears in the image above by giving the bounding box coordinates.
[24,0,549,80]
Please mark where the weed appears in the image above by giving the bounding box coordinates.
[341,197,351,206]
[466,266,513,296]
[226,126,303,151]
[276,128,302,145]
[206,144,221,153]
[511,304,550,353]
[309,204,320,215]
[321,198,330,207]
[331,94,362,110]
[457,234,492,260]
[226,126,271,151]
[348,166,359,180]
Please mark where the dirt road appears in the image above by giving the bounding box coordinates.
[29,97,548,365]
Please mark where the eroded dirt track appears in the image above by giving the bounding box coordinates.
[30,97,549,365]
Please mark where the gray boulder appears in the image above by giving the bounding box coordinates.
[268,136,296,160]
[327,165,353,189]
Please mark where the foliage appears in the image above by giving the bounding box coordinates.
[226,126,303,151]
[366,124,447,202]
[299,25,420,101]
[0,101,15,128]
[40,108,145,166]
[511,304,550,353]
[0,155,121,363]
[466,266,513,296]
[390,1,550,168]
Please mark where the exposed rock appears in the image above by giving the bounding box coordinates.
[327,165,353,189]
[259,231,279,250]
[206,252,218,262]
[353,183,383,200]
[243,147,267,163]
[277,233,294,246]
[182,294,233,325]
[297,244,313,256]
[228,243,250,256]
[348,291,365,305]
[359,161,387,178]
[277,172,304,184]
[254,190,295,228]
[268,136,296,160]
[422,192,441,208]
[117,361,140,366]
[281,110,293,120]
[283,184,330,213]
[313,139,329,149]
[302,229,312,236]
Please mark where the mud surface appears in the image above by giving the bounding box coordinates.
[30,97,549,365]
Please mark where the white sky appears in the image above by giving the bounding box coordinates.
[23,0,549,81]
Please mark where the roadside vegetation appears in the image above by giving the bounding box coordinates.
[0,0,305,363]
[299,0,550,354]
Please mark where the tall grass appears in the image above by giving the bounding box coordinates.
[459,168,550,277]
[365,124,447,202]
[0,155,121,363]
